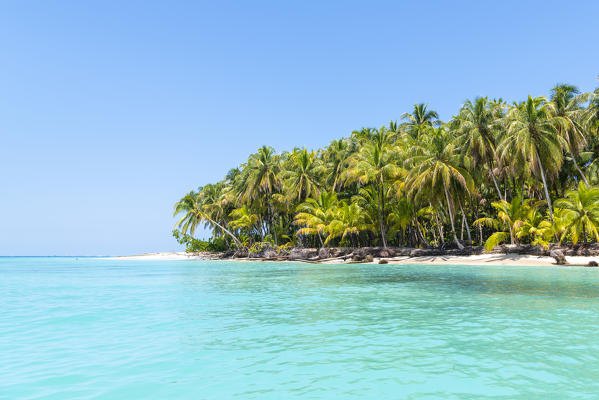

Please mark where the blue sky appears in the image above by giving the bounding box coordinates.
[1,1,598,255]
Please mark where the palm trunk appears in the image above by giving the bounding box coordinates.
[537,157,554,222]
[434,210,444,245]
[203,215,243,248]
[459,200,472,243]
[488,161,504,200]
[572,155,589,185]
[415,219,430,248]
[444,184,464,249]
[475,203,483,245]
[377,184,388,248]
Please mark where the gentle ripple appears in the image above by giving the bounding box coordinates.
[2,257,599,399]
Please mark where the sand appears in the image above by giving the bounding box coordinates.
[110,252,598,267]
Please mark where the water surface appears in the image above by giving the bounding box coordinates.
[2,257,599,399]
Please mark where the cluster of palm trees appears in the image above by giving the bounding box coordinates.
[175,80,599,251]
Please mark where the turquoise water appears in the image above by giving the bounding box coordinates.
[2,258,599,399]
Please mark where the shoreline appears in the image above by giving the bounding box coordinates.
[111,251,599,267]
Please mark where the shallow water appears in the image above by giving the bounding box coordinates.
[2,257,599,399]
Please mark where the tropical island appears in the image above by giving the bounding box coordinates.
[169,80,599,266]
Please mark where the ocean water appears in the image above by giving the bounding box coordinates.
[2,258,599,399]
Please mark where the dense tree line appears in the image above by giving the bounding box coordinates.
[174,80,599,252]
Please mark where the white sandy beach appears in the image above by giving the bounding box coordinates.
[112,252,207,260]
[112,252,598,267]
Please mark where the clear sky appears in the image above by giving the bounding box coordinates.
[1,1,598,255]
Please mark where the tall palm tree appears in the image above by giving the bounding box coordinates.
[323,139,352,192]
[407,127,474,248]
[499,96,565,222]
[548,84,590,184]
[282,148,323,203]
[238,146,281,201]
[345,140,402,247]
[454,97,505,199]
[555,182,599,244]
[584,79,599,134]
[401,103,440,139]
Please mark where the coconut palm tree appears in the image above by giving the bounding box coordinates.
[407,126,474,248]
[327,202,366,246]
[515,207,552,249]
[323,139,352,192]
[555,182,599,244]
[174,190,242,247]
[239,146,281,201]
[229,205,260,242]
[584,79,599,134]
[548,84,590,184]
[454,97,505,199]
[282,148,323,203]
[473,195,541,250]
[498,96,565,222]
[401,103,440,140]
[345,139,402,247]
[294,192,339,246]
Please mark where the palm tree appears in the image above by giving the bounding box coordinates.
[294,192,339,246]
[345,139,402,247]
[282,148,323,203]
[548,84,590,184]
[229,205,260,242]
[473,195,541,250]
[239,146,281,201]
[322,139,351,192]
[327,202,366,246]
[401,103,440,139]
[499,96,565,222]
[454,97,505,199]
[174,190,242,247]
[407,127,474,248]
[387,197,431,247]
[515,207,552,249]
[555,182,599,244]
[584,79,599,134]
[199,182,231,236]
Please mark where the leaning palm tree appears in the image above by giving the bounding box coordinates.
[454,97,505,199]
[174,190,242,247]
[401,103,440,140]
[407,126,474,249]
[548,84,590,184]
[555,182,599,244]
[498,96,565,222]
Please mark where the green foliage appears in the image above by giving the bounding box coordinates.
[173,78,599,252]
[172,230,228,252]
